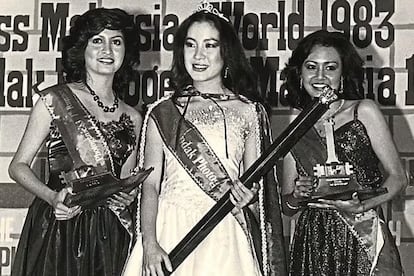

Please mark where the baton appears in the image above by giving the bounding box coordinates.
[162,88,338,275]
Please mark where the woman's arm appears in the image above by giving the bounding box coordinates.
[140,117,172,275]
[8,98,79,219]
[313,99,408,213]
[120,107,143,178]
[355,99,407,210]
[109,106,143,209]
[281,153,314,216]
[9,99,54,202]
[231,106,261,209]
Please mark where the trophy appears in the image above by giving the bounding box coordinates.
[61,166,153,208]
[311,117,387,200]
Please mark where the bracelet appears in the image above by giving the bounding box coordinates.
[284,193,302,210]
[286,200,301,210]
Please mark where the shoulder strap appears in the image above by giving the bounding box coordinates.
[353,101,361,121]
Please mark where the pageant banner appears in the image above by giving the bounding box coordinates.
[1,0,414,275]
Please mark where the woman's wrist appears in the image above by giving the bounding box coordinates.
[360,201,367,213]
[142,232,158,247]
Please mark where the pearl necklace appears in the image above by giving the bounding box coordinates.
[85,83,119,113]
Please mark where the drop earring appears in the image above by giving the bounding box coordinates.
[338,77,344,94]
[300,78,303,90]
[224,66,229,79]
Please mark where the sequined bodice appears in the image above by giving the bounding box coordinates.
[334,119,383,188]
[160,103,258,213]
[47,113,136,178]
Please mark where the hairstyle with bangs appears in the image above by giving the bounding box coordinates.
[61,8,139,98]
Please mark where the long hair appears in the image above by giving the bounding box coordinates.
[282,30,364,109]
[61,8,140,98]
[170,11,261,103]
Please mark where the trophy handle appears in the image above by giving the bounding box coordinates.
[319,86,339,105]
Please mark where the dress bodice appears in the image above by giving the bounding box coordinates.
[159,103,259,213]
[334,119,383,188]
[47,113,136,187]
[293,110,384,189]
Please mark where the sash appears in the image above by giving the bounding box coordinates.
[255,104,287,275]
[150,99,235,207]
[41,84,114,174]
[40,84,135,237]
[291,128,401,275]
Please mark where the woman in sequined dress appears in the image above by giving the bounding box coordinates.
[9,8,141,276]
[281,30,407,275]
[123,6,286,276]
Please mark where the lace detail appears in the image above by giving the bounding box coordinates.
[335,120,383,188]
[159,103,258,213]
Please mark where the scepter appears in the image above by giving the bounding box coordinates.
[163,87,338,275]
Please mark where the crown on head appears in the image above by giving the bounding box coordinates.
[195,0,230,22]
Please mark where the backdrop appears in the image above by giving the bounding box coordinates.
[0,0,413,275]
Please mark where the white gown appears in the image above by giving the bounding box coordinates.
[124,102,262,276]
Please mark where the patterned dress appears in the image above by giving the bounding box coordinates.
[12,105,137,276]
[290,103,402,276]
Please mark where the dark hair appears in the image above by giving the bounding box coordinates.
[170,11,261,103]
[62,8,140,98]
[282,30,364,109]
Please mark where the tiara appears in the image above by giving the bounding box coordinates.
[195,0,230,22]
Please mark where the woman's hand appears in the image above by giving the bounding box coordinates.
[292,176,316,199]
[229,180,259,209]
[51,188,81,220]
[142,240,172,276]
[308,192,365,214]
[107,188,139,210]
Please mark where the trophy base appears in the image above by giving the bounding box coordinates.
[63,168,153,208]
[309,187,388,201]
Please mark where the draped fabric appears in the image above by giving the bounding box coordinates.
[12,84,137,276]
[289,102,402,276]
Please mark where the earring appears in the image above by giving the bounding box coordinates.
[338,77,344,94]
[299,78,303,90]
[224,66,229,79]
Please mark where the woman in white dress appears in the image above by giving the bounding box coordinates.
[123,4,286,276]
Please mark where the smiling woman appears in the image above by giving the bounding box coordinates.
[8,8,142,276]
[281,30,406,276]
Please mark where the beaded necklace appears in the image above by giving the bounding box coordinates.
[85,82,119,113]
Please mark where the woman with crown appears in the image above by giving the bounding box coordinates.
[123,2,286,276]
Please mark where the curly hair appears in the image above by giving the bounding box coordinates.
[170,11,261,103]
[61,8,140,98]
[282,30,364,109]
